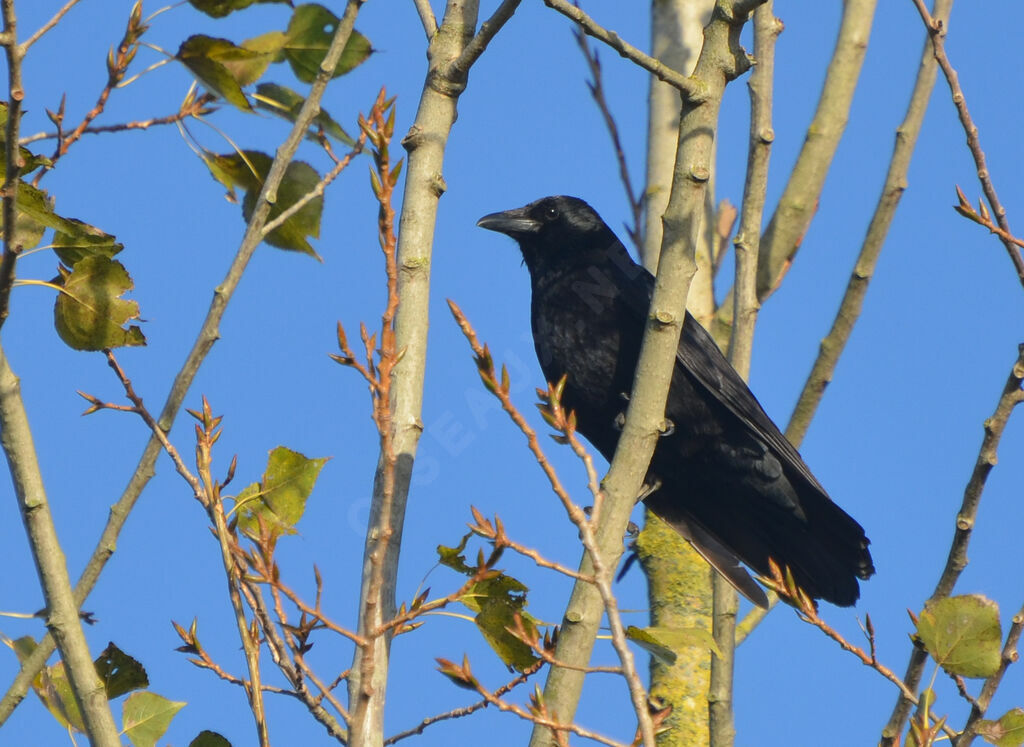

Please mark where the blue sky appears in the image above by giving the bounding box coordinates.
[1,1,1022,745]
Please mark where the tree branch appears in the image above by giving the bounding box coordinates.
[955,602,1024,746]
[712,0,878,340]
[710,5,780,744]
[881,343,1024,745]
[543,0,697,96]
[448,302,656,745]
[529,3,764,744]
[0,2,119,742]
[347,0,508,740]
[908,0,1024,288]
[0,0,367,726]
[412,0,437,40]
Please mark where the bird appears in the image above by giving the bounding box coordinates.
[477,195,874,607]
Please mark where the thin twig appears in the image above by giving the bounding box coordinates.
[192,404,270,746]
[19,94,215,146]
[346,89,404,744]
[573,27,643,253]
[37,1,146,180]
[711,12,778,732]
[20,0,84,51]
[448,301,656,746]
[449,0,522,78]
[437,656,629,747]
[956,603,1024,746]
[468,511,596,582]
[741,0,951,645]
[543,0,695,95]
[383,660,543,745]
[712,0,878,337]
[260,127,368,237]
[882,344,1024,744]
[909,0,1024,288]
[0,0,368,726]
[762,563,958,740]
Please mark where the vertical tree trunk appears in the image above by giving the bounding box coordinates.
[639,2,716,744]
[347,4,480,745]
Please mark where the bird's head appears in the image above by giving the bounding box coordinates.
[477,195,620,277]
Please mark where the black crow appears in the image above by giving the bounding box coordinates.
[477,195,874,607]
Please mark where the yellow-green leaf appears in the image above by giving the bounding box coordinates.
[282,4,372,83]
[178,35,261,111]
[626,626,721,666]
[978,708,1024,747]
[53,227,123,267]
[53,255,146,350]
[236,446,328,540]
[202,150,324,256]
[252,82,355,145]
[122,691,186,747]
[916,594,1002,678]
[188,0,287,18]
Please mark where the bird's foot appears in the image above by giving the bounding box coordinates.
[635,477,662,503]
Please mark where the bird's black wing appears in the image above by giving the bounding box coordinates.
[612,258,824,495]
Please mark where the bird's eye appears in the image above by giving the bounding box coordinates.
[544,205,559,220]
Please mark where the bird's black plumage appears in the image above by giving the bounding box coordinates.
[477,195,874,607]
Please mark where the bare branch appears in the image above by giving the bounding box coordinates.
[956,602,1024,746]
[574,29,643,253]
[384,661,542,745]
[882,343,1024,744]
[448,301,656,745]
[19,93,215,146]
[20,0,84,51]
[909,0,1024,288]
[450,0,522,77]
[0,3,120,742]
[530,5,763,743]
[412,0,437,39]
[543,0,696,96]
[0,0,368,725]
[713,0,878,338]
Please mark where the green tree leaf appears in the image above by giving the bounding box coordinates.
[122,691,186,747]
[0,102,52,176]
[472,595,540,672]
[253,82,355,145]
[203,150,324,256]
[189,731,233,747]
[94,642,149,700]
[437,532,475,575]
[53,255,146,351]
[977,708,1024,747]
[236,446,328,540]
[282,4,372,83]
[4,636,82,732]
[188,0,288,18]
[916,594,1002,678]
[0,205,46,250]
[53,228,124,267]
[625,626,721,666]
[0,175,120,258]
[178,36,265,111]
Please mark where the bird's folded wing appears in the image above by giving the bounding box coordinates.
[669,514,770,608]
[613,261,826,496]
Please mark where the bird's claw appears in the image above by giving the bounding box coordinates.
[635,477,662,503]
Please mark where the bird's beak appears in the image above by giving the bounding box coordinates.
[476,208,541,237]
